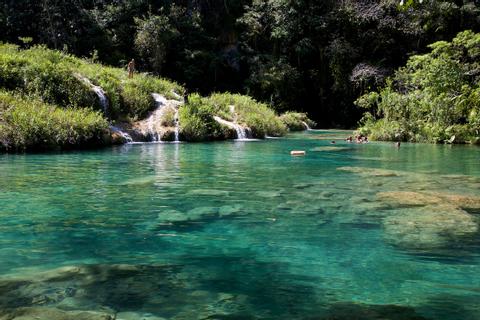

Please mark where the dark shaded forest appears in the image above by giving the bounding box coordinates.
[1,0,479,127]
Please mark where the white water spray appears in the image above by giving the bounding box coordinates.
[213,116,250,140]
[110,125,133,143]
[136,93,182,142]
[173,108,180,142]
[75,74,109,115]
[302,121,312,130]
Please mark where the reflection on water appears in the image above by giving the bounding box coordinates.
[0,131,479,319]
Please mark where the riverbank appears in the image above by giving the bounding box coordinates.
[0,44,314,152]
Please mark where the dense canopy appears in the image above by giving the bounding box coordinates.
[357,30,480,144]
[1,0,479,127]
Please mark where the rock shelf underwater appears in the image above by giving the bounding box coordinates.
[0,131,479,319]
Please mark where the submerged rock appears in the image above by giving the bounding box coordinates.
[158,209,189,222]
[320,302,430,320]
[254,190,282,198]
[377,191,480,210]
[311,146,351,152]
[377,190,480,248]
[116,311,166,320]
[218,204,244,217]
[383,204,478,248]
[377,191,443,206]
[188,189,229,197]
[432,192,480,210]
[337,166,401,177]
[120,176,157,186]
[0,307,114,320]
[186,206,218,219]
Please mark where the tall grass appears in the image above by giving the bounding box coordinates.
[179,93,233,141]
[0,90,108,151]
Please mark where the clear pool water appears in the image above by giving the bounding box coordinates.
[0,131,479,319]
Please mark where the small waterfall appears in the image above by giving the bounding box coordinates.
[170,90,183,101]
[76,74,135,144]
[134,93,182,142]
[110,125,133,143]
[302,121,312,130]
[75,74,109,115]
[213,116,250,140]
[148,94,169,142]
[173,108,180,142]
[236,125,248,140]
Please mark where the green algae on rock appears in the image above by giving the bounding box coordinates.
[383,205,478,249]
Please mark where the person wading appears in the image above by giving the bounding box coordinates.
[127,59,135,78]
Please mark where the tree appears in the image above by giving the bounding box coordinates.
[134,14,178,74]
[356,30,480,144]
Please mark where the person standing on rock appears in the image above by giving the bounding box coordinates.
[127,59,135,78]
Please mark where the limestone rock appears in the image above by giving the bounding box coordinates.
[383,205,478,248]
[337,166,401,177]
[0,307,114,320]
[376,191,443,206]
[116,311,166,320]
[218,204,244,217]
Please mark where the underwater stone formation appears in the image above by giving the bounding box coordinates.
[383,205,478,247]
[377,190,480,249]
[337,167,402,177]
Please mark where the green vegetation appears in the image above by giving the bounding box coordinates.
[356,31,480,144]
[180,93,287,141]
[179,94,232,142]
[3,1,477,128]
[206,93,287,138]
[0,44,183,120]
[0,43,186,151]
[0,91,108,152]
[0,43,308,150]
[280,112,317,131]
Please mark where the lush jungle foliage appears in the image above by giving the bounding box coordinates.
[2,0,478,127]
[0,43,298,149]
[356,30,480,144]
[0,44,183,120]
[180,93,287,141]
[0,43,184,150]
[0,90,108,151]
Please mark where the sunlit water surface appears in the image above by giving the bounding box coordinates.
[0,131,479,319]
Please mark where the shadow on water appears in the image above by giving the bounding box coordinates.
[0,256,326,319]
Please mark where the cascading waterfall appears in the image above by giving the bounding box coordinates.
[213,116,250,140]
[76,75,185,144]
[110,125,133,143]
[173,108,180,142]
[75,74,109,115]
[148,94,169,142]
[136,93,182,142]
[76,74,134,143]
[302,121,312,130]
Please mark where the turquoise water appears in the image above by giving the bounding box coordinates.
[0,131,479,319]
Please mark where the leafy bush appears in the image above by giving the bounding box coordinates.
[356,31,480,144]
[205,93,287,137]
[280,112,316,131]
[161,108,176,127]
[179,93,231,141]
[179,92,287,141]
[0,90,108,151]
[0,43,184,120]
